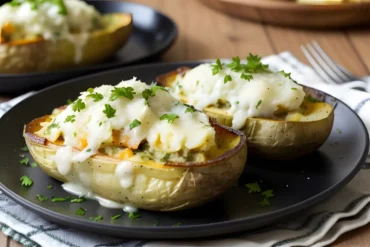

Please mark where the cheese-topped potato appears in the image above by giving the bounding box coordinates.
[24,79,248,211]
[0,0,132,73]
[39,78,216,168]
[170,61,306,130]
[156,55,334,160]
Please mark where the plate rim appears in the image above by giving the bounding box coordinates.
[0,0,178,78]
[0,60,368,239]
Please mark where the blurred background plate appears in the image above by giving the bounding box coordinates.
[199,0,370,29]
[0,0,177,94]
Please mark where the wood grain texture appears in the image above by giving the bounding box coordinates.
[0,233,8,247]
[347,30,370,74]
[2,0,370,246]
[199,0,370,29]
[265,25,370,76]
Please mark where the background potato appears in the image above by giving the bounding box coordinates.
[0,13,132,74]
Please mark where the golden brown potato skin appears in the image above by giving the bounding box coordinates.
[24,116,247,211]
[206,107,334,160]
[0,13,132,74]
[156,67,335,160]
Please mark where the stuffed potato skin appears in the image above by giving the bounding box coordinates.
[24,115,247,211]
[0,13,132,74]
[156,67,335,160]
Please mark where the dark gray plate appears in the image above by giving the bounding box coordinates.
[0,61,368,239]
[0,0,177,94]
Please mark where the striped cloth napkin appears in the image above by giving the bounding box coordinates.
[0,51,369,247]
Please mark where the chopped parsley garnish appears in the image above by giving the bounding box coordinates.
[258,197,271,207]
[45,122,60,135]
[30,162,38,168]
[227,56,242,71]
[246,182,261,193]
[111,214,122,220]
[236,101,240,104]
[87,92,104,102]
[9,0,67,15]
[66,99,73,105]
[245,53,269,73]
[279,70,292,79]
[36,194,48,202]
[129,119,141,130]
[51,196,71,202]
[72,99,85,112]
[173,222,181,226]
[185,105,196,113]
[160,114,179,124]
[103,104,116,119]
[89,215,103,221]
[160,153,171,163]
[246,182,274,207]
[110,86,136,101]
[196,80,199,86]
[20,176,33,187]
[241,73,253,81]
[224,74,232,84]
[64,115,76,123]
[291,87,297,91]
[47,185,53,189]
[20,146,29,152]
[71,197,86,203]
[142,85,168,104]
[86,149,91,152]
[305,95,319,103]
[73,132,77,137]
[75,207,86,216]
[128,212,141,219]
[256,100,262,109]
[261,189,274,198]
[211,59,224,75]
[87,88,94,93]
[336,128,342,134]
[19,157,29,166]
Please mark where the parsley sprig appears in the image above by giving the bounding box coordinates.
[20,175,33,187]
[129,119,141,130]
[103,104,116,119]
[110,87,136,101]
[211,54,269,80]
[245,182,274,207]
[142,85,168,104]
[160,114,179,124]
[72,99,85,112]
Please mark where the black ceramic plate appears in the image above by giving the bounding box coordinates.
[0,61,368,240]
[0,0,177,94]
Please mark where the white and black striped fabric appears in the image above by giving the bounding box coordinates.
[0,52,369,247]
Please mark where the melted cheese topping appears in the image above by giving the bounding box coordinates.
[41,78,216,167]
[170,63,306,129]
[0,0,101,40]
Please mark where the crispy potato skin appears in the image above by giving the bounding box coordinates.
[156,67,335,160]
[24,116,247,211]
[0,13,132,74]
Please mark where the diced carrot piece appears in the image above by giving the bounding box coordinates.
[119,148,134,159]
[80,138,88,149]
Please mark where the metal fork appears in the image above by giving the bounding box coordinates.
[300,41,370,92]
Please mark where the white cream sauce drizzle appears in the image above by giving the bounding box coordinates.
[62,182,138,212]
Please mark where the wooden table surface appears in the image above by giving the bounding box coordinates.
[1,0,370,246]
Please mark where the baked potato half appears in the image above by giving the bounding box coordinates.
[0,13,132,74]
[24,115,247,211]
[23,78,248,211]
[156,66,334,160]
